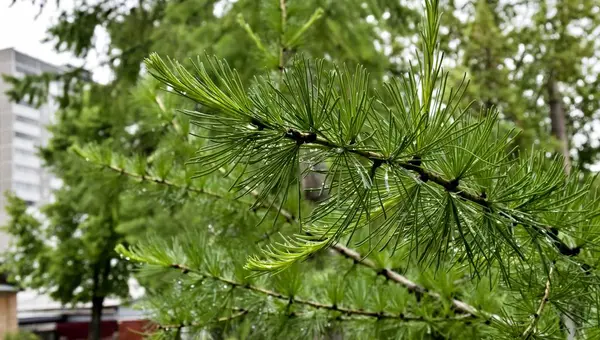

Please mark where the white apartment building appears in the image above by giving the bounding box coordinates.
[0,48,62,251]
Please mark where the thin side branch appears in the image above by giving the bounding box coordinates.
[279,0,287,73]
[166,261,473,323]
[521,267,554,338]
[158,309,249,330]
[331,243,509,324]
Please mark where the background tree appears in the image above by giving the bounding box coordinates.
[439,0,600,170]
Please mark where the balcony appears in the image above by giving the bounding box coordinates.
[13,137,37,151]
[13,154,41,168]
[12,170,40,185]
[14,187,40,203]
[13,121,41,138]
[12,103,41,120]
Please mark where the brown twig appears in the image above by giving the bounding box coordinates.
[158,309,249,330]
[521,267,554,338]
[165,262,473,323]
[278,0,288,74]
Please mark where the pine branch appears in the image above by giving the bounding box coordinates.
[277,126,588,264]
[78,156,272,217]
[332,244,492,320]
[100,163,226,201]
[156,306,471,332]
[167,261,473,323]
[521,267,554,339]
[86,152,506,325]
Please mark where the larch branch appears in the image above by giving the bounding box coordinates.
[84,154,505,325]
[166,262,473,323]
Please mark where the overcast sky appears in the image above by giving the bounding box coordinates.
[0,0,109,82]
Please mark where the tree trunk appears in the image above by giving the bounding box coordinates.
[89,295,105,340]
[547,72,571,174]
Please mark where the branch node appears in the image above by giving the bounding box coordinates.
[408,155,422,167]
[448,178,460,191]
[250,117,266,130]
[285,129,317,144]
[370,159,384,179]
[479,190,487,199]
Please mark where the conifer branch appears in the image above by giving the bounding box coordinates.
[87,152,504,325]
[276,126,587,263]
[156,305,471,332]
[166,261,474,323]
[96,163,236,203]
[521,267,554,338]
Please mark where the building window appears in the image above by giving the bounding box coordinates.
[15,165,40,176]
[14,132,36,141]
[15,115,39,125]
[14,182,38,191]
[14,148,37,157]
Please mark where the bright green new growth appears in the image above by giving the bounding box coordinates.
[111,0,600,338]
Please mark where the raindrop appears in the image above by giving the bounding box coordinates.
[384,169,390,193]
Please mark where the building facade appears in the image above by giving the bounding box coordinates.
[0,48,62,250]
[0,49,151,339]
[0,48,63,338]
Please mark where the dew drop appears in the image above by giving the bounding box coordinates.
[384,169,390,193]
